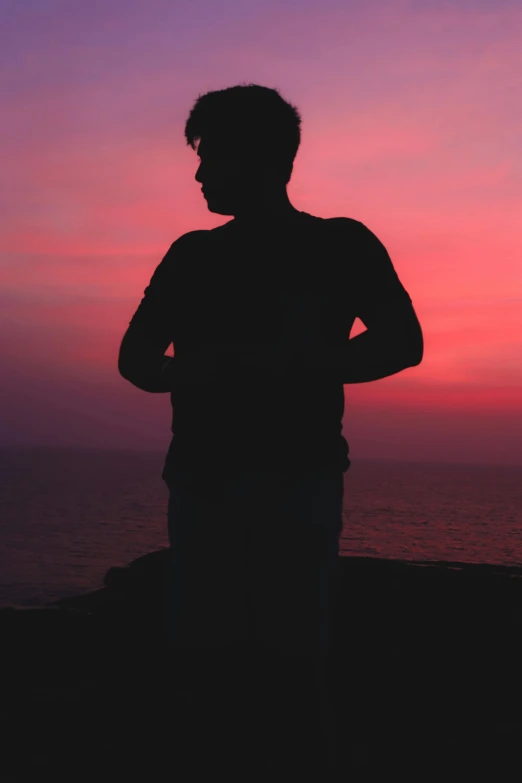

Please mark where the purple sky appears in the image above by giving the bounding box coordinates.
[1,0,521,467]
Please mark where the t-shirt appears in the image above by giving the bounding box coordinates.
[128,211,412,480]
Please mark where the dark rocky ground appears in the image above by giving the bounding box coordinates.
[2,550,522,781]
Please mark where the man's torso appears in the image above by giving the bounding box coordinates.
[163,211,356,478]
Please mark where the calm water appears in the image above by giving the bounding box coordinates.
[0,447,521,608]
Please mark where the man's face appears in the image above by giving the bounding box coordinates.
[195,136,275,216]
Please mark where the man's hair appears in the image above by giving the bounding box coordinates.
[184,82,302,185]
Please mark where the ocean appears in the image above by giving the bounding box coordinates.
[0,447,521,608]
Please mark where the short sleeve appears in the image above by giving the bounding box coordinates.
[351,220,412,324]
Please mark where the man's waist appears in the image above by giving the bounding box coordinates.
[170,423,342,445]
[164,430,348,468]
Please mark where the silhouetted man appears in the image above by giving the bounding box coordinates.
[118,83,423,781]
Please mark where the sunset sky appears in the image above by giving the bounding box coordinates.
[1,0,521,468]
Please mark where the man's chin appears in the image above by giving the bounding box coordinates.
[205,200,235,216]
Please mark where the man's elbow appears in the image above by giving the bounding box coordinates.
[407,333,424,366]
[386,329,423,367]
[118,362,147,391]
[118,356,133,380]
[118,353,144,384]
[119,364,137,386]
[118,343,146,381]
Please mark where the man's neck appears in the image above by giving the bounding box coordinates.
[233,206,303,228]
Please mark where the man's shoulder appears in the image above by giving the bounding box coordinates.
[314,216,368,253]
[170,228,210,250]
[162,229,210,268]
[169,217,365,250]
[325,216,364,231]
[172,223,235,250]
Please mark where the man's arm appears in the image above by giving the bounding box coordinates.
[238,222,423,384]
[338,327,421,384]
[118,231,205,392]
[118,241,175,391]
[339,220,423,383]
[120,353,175,393]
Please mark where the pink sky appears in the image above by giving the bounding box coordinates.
[1,0,521,468]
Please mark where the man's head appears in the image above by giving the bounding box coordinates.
[184,83,302,218]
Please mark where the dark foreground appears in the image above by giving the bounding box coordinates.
[3,551,522,781]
